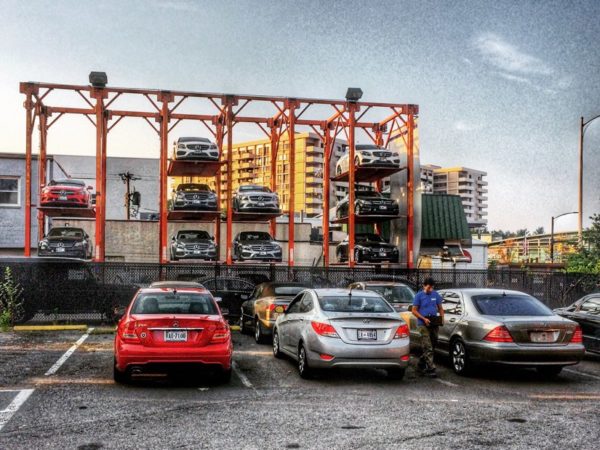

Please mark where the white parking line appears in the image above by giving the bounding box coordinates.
[232,361,255,390]
[44,328,94,376]
[564,368,600,381]
[435,378,459,387]
[0,389,35,432]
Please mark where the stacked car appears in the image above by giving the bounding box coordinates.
[40,178,93,208]
[170,230,217,261]
[172,183,218,211]
[38,226,92,260]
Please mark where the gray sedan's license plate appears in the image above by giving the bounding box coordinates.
[530,331,559,343]
[357,329,377,340]
[165,330,187,342]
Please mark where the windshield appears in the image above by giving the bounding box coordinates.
[178,137,210,143]
[318,295,394,313]
[366,285,415,304]
[178,184,211,192]
[48,228,83,239]
[240,186,270,193]
[177,231,210,241]
[472,294,553,316]
[131,292,218,315]
[240,232,271,241]
[356,145,384,151]
[50,179,85,187]
[357,234,384,243]
[356,191,382,199]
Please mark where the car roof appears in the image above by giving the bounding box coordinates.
[178,136,210,142]
[360,282,410,287]
[138,287,210,294]
[51,178,85,184]
[258,282,309,287]
[312,288,381,297]
[440,288,530,296]
[149,281,206,289]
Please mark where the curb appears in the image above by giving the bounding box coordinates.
[230,325,241,331]
[13,325,88,332]
[90,327,116,334]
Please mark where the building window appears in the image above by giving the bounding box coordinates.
[0,176,20,207]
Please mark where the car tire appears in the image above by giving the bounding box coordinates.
[113,358,129,384]
[272,329,284,359]
[336,166,342,176]
[297,343,313,379]
[355,249,362,264]
[386,368,406,380]
[255,318,268,344]
[536,366,563,377]
[240,312,249,334]
[450,338,471,376]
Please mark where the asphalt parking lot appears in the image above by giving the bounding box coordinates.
[0,330,599,449]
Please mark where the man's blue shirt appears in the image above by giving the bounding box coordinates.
[413,290,442,325]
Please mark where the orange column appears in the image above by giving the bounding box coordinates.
[374,127,384,236]
[286,100,297,266]
[322,124,332,266]
[215,117,224,262]
[406,109,415,268]
[92,88,107,262]
[158,92,173,264]
[225,96,235,265]
[269,122,279,238]
[22,86,34,256]
[37,107,48,241]
[347,103,357,267]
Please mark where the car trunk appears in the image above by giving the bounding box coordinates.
[323,312,402,345]
[129,314,223,347]
[498,316,577,345]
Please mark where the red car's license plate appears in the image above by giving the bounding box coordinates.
[165,330,187,342]
[357,329,377,340]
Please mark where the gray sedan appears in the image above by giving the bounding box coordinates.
[272,289,410,379]
[436,289,585,376]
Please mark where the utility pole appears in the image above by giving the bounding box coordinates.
[119,171,141,220]
[578,114,600,245]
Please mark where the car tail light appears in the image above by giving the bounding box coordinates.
[394,323,409,339]
[121,320,140,342]
[319,353,334,361]
[210,323,230,343]
[401,355,410,362]
[570,326,583,343]
[311,321,339,338]
[484,326,514,343]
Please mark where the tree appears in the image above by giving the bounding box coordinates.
[515,229,529,237]
[534,226,545,235]
[566,213,600,274]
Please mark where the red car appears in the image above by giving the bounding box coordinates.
[114,286,232,383]
[40,178,92,208]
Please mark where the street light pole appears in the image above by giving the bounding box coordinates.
[578,114,600,245]
[550,211,578,263]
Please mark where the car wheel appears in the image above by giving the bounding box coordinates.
[336,166,342,176]
[272,329,284,359]
[386,368,406,380]
[298,343,313,379]
[536,366,563,377]
[255,319,267,344]
[450,339,471,376]
[239,312,249,334]
[113,358,129,384]
[354,249,362,264]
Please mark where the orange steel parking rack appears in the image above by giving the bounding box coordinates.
[20,80,417,268]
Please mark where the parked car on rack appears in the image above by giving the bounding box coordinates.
[554,293,600,354]
[348,281,415,312]
[336,233,399,264]
[272,288,410,379]
[173,136,219,161]
[114,285,232,383]
[233,185,280,213]
[336,191,399,218]
[240,282,310,343]
[172,183,218,211]
[170,230,217,261]
[335,144,401,175]
[40,178,93,208]
[38,227,92,259]
[233,231,282,262]
[435,288,585,376]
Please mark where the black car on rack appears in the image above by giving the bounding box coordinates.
[170,230,217,261]
[336,233,399,263]
[233,231,282,262]
[336,191,399,219]
[172,183,218,211]
[554,293,600,354]
[38,227,92,259]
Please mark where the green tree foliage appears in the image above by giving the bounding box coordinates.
[0,267,25,329]
[566,214,600,274]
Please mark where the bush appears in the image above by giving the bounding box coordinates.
[0,267,25,328]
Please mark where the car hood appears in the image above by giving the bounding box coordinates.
[238,190,276,197]
[45,236,84,242]
[45,184,85,190]
[239,240,278,245]
[177,239,214,244]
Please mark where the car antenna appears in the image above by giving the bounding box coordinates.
[348,286,353,305]
[173,288,177,295]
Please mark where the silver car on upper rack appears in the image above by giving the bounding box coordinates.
[232,185,280,213]
[335,144,401,175]
[435,288,585,376]
[272,289,410,379]
[174,136,220,161]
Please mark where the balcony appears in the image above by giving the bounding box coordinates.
[477,180,488,186]
[306,186,323,194]
[306,155,324,164]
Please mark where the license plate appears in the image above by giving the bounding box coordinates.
[194,250,200,254]
[530,331,559,343]
[59,196,68,201]
[357,329,377,340]
[260,251,266,255]
[193,200,200,204]
[56,247,65,253]
[165,330,187,342]
[379,251,386,256]
[380,205,387,210]
[258,202,265,206]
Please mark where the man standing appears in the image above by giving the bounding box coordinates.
[411,277,444,377]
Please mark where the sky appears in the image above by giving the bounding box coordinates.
[0,0,599,232]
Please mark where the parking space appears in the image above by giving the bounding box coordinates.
[0,330,599,448]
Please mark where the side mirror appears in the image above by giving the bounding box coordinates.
[87,186,93,190]
[214,297,222,303]
[171,236,176,241]
[172,189,176,194]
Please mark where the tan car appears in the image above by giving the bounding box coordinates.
[240,282,310,343]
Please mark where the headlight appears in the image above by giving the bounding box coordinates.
[176,193,185,200]
[39,241,48,249]
[242,245,252,250]
[178,144,186,149]
[176,243,185,249]
[241,196,250,201]
[362,247,371,253]
[392,248,399,253]
[74,242,84,247]
[210,143,217,149]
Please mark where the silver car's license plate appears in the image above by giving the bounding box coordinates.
[258,202,265,206]
[193,200,200,204]
[380,205,387,210]
[530,331,559,343]
[165,330,187,342]
[357,329,377,340]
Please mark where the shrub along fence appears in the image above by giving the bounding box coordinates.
[0,259,598,324]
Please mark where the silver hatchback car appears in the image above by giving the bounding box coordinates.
[272,289,410,379]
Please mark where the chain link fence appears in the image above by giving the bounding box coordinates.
[1,260,598,324]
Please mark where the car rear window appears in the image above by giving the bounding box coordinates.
[472,294,553,316]
[131,292,218,315]
[318,295,394,313]
[273,286,306,296]
[366,285,415,304]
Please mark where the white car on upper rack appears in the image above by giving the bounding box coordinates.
[173,137,220,161]
[335,144,402,176]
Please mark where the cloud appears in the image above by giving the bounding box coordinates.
[453,120,481,132]
[473,33,571,93]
